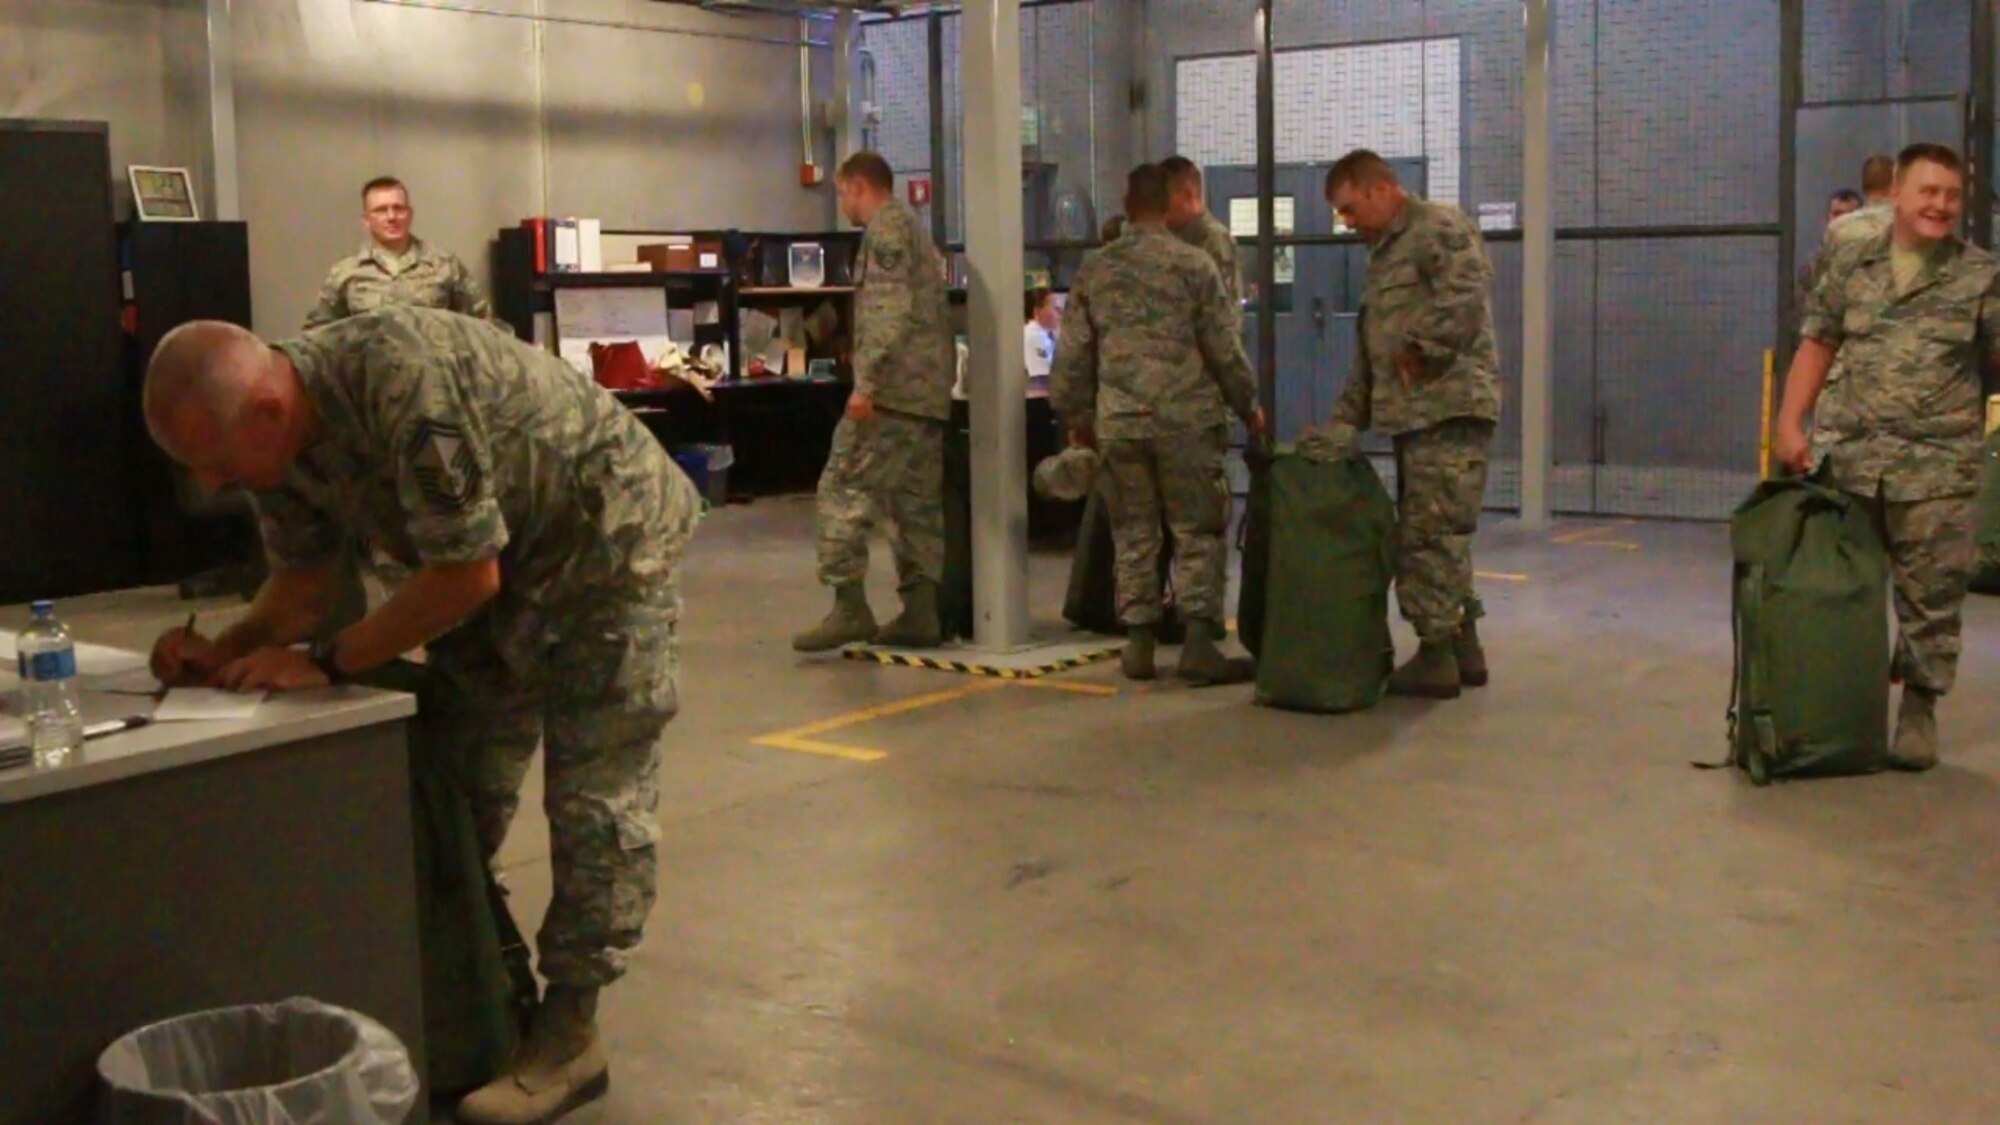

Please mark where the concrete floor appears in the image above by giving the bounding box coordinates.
[25,496,2000,1123]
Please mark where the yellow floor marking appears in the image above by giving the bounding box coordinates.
[752,735,889,763]
[1475,570,1530,582]
[750,681,1009,761]
[1578,540,1640,551]
[750,675,1117,761]
[1015,679,1120,697]
[772,682,1007,739]
[1551,518,1636,545]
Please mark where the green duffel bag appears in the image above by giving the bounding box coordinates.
[354,661,537,1098]
[1237,443,1274,659]
[1704,469,1891,784]
[1243,443,1397,713]
[1969,426,2000,596]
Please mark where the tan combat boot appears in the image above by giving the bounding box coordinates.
[1121,625,1158,681]
[1388,640,1462,700]
[792,583,877,652]
[1454,619,1489,688]
[1889,686,1940,772]
[875,580,942,648]
[1178,620,1255,687]
[458,986,609,1125]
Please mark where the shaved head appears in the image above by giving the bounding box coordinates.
[144,321,267,455]
[144,320,312,491]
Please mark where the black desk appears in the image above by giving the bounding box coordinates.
[620,383,1084,538]
[619,380,850,499]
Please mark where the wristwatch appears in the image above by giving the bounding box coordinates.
[308,638,349,685]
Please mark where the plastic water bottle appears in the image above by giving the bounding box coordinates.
[18,601,83,767]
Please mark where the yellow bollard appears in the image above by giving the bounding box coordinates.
[1759,349,1775,479]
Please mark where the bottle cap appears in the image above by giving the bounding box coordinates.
[29,600,53,615]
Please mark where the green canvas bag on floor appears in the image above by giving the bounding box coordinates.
[1240,443,1397,713]
[1704,469,1891,784]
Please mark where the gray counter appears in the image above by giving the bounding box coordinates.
[0,682,414,803]
[0,676,428,1124]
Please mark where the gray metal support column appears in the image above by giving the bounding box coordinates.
[831,11,858,230]
[206,0,241,220]
[1970,0,1995,250]
[927,8,951,250]
[1254,0,1277,421]
[1777,0,1802,373]
[962,0,1031,649]
[1519,0,1555,529]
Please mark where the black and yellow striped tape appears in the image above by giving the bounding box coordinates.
[841,646,1121,679]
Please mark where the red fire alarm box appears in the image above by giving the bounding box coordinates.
[908,179,933,206]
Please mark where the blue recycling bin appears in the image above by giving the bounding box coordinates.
[670,450,709,501]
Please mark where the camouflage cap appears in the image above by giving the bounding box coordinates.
[1032,445,1101,501]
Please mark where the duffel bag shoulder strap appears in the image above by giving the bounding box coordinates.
[1696,561,1766,774]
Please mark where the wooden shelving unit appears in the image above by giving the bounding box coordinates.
[739,285,858,297]
[487,225,883,498]
[534,270,731,290]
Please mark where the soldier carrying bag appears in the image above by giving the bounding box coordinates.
[1699,467,1891,784]
[1238,439,1397,713]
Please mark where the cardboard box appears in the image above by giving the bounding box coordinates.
[639,241,696,273]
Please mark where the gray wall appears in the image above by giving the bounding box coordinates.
[3,0,837,337]
[860,0,1137,246]
[0,1,212,215]
[1806,0,1970,102]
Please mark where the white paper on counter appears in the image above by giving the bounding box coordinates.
[154,688,266,723]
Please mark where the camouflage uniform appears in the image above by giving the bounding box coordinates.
[1798,201,1892,334]
[1333,197,1501,645]
[817,198,954,588]
[251,306,702,987]
[1052,223,1258,625]
[303,236,491,329]
[1175,210,1244,330]
[303,236,493,633]
[1801,226,1998,695]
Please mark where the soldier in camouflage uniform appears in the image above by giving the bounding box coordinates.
[1795,189,1864,326]
[1053,163,1267,684]
[1163,156,1245,328]
[1800,157,1895,313]
[142,306,700,1123]
[1317,149,1502,700]
[305,176,493,641]
[304,176,491,329]
[794,152,956,653]
[1776,142,1998,771]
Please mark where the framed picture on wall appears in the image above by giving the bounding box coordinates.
[128,165,199,221]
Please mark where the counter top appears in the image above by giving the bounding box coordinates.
[0,676,416,806]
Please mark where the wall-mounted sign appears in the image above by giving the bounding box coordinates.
[1476,202,1518,232]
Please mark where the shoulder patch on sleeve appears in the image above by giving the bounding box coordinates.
[407,418,481,511]
[870,231,906,275]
